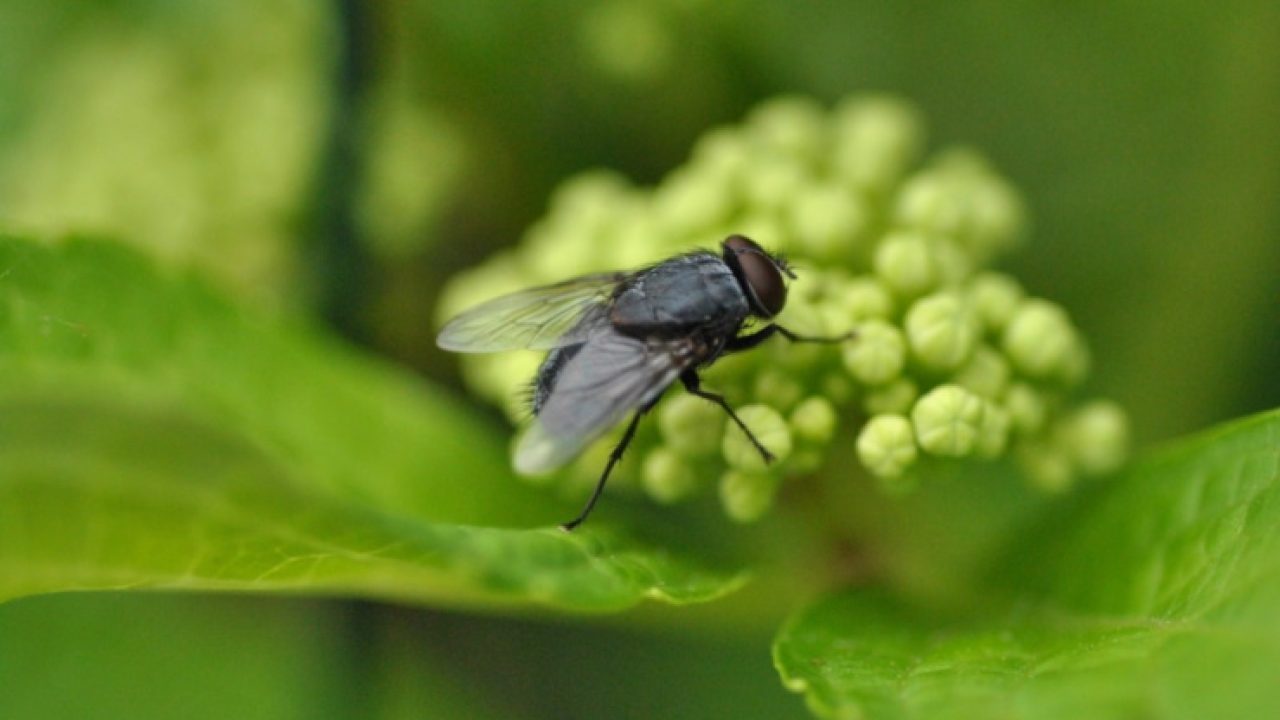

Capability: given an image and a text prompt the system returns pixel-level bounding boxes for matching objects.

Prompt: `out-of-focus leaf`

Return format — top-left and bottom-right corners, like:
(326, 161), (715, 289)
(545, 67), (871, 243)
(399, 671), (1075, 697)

(393, 609), (811, 720)
(0, 594), (351, 720)
(774, 409), (1280, 719)
(0, 235), (743, 610)
(0, 593), (516, 720)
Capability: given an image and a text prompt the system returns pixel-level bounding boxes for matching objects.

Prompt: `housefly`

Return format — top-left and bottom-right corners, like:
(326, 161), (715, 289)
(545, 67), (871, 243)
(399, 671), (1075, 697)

(438, 235), (852, 530)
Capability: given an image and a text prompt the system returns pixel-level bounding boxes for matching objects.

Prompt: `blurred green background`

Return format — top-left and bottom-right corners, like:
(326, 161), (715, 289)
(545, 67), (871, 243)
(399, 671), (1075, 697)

(1, 0), (1277, 717)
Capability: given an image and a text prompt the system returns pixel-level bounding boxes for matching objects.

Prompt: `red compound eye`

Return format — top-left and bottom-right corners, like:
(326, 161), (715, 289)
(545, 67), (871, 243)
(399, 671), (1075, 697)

(722, 235), (787, 317)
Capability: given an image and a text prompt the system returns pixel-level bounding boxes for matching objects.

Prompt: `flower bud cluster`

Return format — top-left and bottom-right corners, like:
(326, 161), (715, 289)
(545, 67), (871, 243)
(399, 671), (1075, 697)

(439, 95), (1130, 520)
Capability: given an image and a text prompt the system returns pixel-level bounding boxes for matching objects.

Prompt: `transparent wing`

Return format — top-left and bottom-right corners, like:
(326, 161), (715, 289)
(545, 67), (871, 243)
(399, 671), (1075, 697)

(437, 273), (626, 352)
(514, 329), (698, 474)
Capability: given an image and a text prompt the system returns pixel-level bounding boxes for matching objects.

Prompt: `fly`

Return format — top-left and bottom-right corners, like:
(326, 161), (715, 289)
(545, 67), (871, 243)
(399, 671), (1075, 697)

(438, 235), (853, 530)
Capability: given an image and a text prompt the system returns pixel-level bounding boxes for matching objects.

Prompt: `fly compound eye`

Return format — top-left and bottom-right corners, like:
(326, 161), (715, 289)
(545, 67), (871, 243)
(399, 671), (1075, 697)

(723, 235), (788, 317)
(740, 250), (787, 316)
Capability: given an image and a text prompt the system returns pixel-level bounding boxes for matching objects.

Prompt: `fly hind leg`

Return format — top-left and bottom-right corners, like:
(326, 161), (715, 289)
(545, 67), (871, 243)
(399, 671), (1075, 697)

(561, 409), (645, 531)
(679, 370), (776, 464)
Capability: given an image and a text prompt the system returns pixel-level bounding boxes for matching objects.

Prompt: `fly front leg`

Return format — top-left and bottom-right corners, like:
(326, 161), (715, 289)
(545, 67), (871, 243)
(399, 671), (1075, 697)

(679, 370), (776, 464)
(724, 324), (854, 353)
(775, 325), (856, 344)
(723, 324), (778, 353)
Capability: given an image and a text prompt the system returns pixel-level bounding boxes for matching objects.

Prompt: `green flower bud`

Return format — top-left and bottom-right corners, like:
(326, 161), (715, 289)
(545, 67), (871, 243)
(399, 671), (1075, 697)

(641, 447), (700, 503)
(968, 272), (1024, 332)
(894, 150), (1025, 260)
(522, 222), (603, 280)
(754, 367), (805, 411)
(788, 183), (870, 259)
(856, 414), (918, 479)
(791, 267), (841, 303)
(1002, 299), (1082, 380)
(831, 96), (924, 192)
(905, 293), (979, 371)
(1004, 381), (1049, 436)
(652, 168), (734, 236)
(818, 304), (859, 339)
(894, 171), (965, 239)
(836, 276), (896, 322)
(874, 231), (939, 298)
(747, 96), (827, 163)
(975, 403), (1011, 458)
(719, 470), (778, 523)
(611, 216), (673, 270)
(822, 372), (855, 403)
(952, 344), (1011, 400)
(743, 154), (808, 212)
(890, 162), (967, 240)
(657, 392), (725, 457)
(1059, 400), (1130, 476)
(1060, 340), (1092, 387)
(963, 167), (1026, 259)
(841, 320), (906, 385)
(734, 213), (788, 254)
(548, 170), (631, 231)
(863, 377), (918, 416)
(930, 237), (974, 285)
(1018, 442), (1075, 493)
(791, 397), (838, 444)
(722, 404), (792, 473)
(912, 384), (985, 457)
(773, 300), (830, 372)
(691, 127), (750, 186)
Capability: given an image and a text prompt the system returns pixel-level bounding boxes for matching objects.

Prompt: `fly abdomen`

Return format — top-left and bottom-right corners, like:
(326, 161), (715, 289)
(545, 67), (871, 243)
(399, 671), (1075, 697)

(531, 343), (584, 415)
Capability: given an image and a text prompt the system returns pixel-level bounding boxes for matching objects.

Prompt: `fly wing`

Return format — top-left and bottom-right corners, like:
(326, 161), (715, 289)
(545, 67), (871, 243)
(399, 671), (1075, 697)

(437, 273), (626, 352)
(514, 329), (698, 474)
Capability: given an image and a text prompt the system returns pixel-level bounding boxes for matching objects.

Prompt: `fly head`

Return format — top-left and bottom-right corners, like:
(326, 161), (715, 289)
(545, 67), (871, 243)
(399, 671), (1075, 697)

(721, 234), (793, 318)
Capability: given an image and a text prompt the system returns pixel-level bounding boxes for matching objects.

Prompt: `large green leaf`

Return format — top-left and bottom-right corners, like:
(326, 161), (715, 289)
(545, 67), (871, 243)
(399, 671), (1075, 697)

(774, 409), (1280, 718)
(0, 235), (743, 610)
(0, 594), (360, 720)
(0, 592), (517, 720)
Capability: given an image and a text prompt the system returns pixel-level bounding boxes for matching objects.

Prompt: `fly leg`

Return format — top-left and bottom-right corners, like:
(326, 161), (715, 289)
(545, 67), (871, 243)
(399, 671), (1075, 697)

(723, 325), (854, 354)
(680, 370), (776, 464)
(561, 410), (645, 531)
(723, 325), (777, 353)
(775, 326), (856, 344)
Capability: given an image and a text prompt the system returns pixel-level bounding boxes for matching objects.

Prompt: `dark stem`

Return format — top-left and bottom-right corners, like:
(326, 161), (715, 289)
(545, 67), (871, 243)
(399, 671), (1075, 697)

(312, 0), (374, 343)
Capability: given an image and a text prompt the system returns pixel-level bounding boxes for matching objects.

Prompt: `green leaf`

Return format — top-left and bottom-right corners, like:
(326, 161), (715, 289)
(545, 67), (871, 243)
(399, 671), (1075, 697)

(774, 410), (1280, 719)
(0, 235), (743, 610)
(0, 594), (359, 720)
